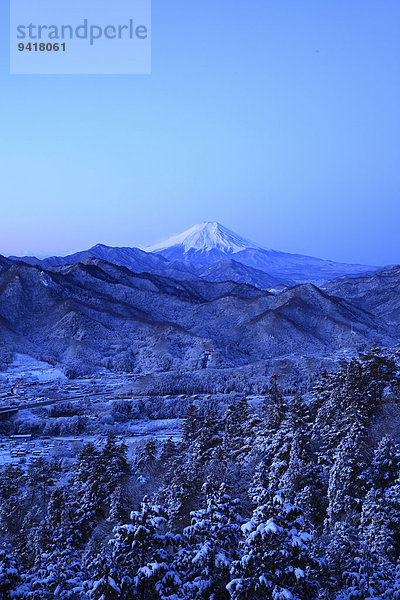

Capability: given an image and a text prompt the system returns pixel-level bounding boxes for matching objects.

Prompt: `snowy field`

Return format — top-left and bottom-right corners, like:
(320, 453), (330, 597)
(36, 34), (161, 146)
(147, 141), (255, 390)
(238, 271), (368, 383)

(0, 354), (184, 468)
(0, 418), (183, 468)
(0, 353), (67, 383)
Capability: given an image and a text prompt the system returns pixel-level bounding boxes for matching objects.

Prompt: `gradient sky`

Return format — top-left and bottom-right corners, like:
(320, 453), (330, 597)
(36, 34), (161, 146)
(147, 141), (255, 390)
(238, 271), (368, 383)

(1, 0), (400, 265)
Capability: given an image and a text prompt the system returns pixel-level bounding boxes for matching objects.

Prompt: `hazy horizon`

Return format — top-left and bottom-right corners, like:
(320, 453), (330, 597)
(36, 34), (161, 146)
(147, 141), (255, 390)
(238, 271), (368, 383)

(2, 219), (391, 267)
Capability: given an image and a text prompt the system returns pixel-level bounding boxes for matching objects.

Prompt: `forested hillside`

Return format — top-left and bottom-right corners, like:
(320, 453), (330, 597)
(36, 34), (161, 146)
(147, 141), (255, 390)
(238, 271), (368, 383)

(0, 258), (398, 378)
(1, 346), (400, 599)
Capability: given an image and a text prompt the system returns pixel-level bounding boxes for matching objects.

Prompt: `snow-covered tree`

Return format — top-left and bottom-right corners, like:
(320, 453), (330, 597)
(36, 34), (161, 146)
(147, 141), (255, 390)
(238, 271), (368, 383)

(279, 428), (325, 527)
(23, 548), (86, 600)
(370, 435), (400, 491)
(87, 555), (121, 600)
(228, 491), (319, 600)
(325, 521), (360, 590)
(109, 496), (181, 600)
(386, 562), (400, 599)
(73, 436), (129, 529)
(223, 399), (253, 455)
(327, 422), (370, 526)
(182, 483), (242, 599)
(0, 549), (21, 599)
(335, 545), (389, 600)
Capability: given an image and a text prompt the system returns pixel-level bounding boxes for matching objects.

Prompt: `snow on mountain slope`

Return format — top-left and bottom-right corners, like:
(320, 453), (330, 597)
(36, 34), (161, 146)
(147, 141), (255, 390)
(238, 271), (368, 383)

(9, 244), (169, 271)
(7, 222), (381, 287)
(196, 259), (290, 289)
(145, 222), (380, 283)
(231, 248), (379, 284)
(0, 255), (12, 271)
(146, 222), (264, 254)
(9, 245), (195, 281)
(324, 265), (400, 325)
(0, 259), (397, 375)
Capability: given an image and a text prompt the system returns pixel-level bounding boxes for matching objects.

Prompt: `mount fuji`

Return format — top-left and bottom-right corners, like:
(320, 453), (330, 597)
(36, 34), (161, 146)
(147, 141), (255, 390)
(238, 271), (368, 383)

(7, 222), (381, 287)
(0, 222), (397, 375)
(145, 222), (379, 284)
(146, 222), (264, 256)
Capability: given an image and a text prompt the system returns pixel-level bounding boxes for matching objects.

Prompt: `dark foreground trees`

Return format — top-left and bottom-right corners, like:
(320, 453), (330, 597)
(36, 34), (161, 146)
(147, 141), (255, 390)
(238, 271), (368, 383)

(0, 347), (400, 599)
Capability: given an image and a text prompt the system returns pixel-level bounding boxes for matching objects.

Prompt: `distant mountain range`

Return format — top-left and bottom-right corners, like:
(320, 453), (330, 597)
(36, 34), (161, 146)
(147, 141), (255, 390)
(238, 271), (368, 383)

(0, 258), (12, 272)
(0, 254), (398, 377)
(1, 223), (397, 377)
(324, 265), (400, 325)
(8, 222), (382, 289)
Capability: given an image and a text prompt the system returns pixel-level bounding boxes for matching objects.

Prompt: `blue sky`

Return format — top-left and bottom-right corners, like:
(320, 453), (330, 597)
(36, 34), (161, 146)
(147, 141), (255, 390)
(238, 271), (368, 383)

(1, 0), (400, 265)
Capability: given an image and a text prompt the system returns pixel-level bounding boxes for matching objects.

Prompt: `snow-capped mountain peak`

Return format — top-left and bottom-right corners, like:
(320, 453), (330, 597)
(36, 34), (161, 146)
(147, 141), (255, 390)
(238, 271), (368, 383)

(144, 221), (379, 281)
(145, 222), (264, 254)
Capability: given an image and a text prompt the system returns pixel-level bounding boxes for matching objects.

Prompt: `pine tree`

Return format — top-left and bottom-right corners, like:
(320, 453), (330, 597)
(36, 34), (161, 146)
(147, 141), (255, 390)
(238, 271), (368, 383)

(183, 405), (200, 445)
(108, 485), (126, 523)
(182, 483), (242, 599)
(279, 428), (326, 527)
(360, 482), (400, 564)
(161, 461), (203, 530)
(159, 438), (179, 468)
(386, 562), (400, 599)
(0, 493), (23, 536)
(337, 544), (389, 600)
(0, 549), (21, 599)
(102, 434), (129, 491)
(358, 345), (398, 406)
(258, 377), (288, 443)
(0, 465), (24, 501)
(325, 521), (360, 590)
(327, 421), (370, 526)
(24, 545), (86, 600)
(73, 437), (129, 530)
(110, 496), (181, 600)
(228, 491), (319, 600)
(253, 427), (293, 499)
(312, 350), (397, 460)
(88, 554), (121, 600)
(134, 439), (159, 481)
(370, 435), (400, 491)
(27, 458), (57, 513)
(46, 487), (83, 551)
(223, 399), (252, 455)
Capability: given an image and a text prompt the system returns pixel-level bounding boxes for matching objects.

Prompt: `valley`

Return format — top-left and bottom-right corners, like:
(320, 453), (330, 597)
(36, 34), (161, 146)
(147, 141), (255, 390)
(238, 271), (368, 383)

(0, 222), (399, 599)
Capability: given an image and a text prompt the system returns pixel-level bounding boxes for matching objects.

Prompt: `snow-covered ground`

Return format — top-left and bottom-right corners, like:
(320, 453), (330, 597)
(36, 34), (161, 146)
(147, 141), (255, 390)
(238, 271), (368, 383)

(0, 353), (66, 383)
(0, 419), (183, 467)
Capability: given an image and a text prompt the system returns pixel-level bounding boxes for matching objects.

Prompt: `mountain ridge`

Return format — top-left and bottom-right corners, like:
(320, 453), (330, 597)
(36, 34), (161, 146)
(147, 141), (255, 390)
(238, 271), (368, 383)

(145, 222), (380, 283)
(6, 222), (382, 286)
(0, 257), (397, 377)
(324, 265), (400, 325)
